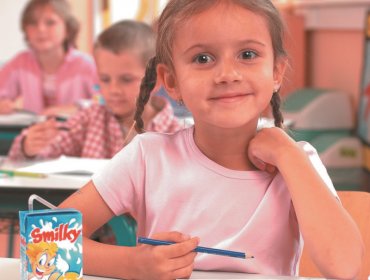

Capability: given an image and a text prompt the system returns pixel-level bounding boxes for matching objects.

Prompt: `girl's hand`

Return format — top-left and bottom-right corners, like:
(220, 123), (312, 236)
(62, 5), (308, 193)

(132, 231), (199, 280)
(0, 98), (15, 114)
(22, 118), (60, 157)
(248, 127), (299, 173)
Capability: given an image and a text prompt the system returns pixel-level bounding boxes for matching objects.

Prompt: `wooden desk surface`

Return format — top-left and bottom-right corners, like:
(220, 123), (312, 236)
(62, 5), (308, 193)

(0, 258), (325, 280)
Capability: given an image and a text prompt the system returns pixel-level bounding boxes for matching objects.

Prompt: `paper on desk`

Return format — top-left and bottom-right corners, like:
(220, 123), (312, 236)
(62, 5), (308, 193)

(0, 111), (44, 126)
(16, 156), (109, 176)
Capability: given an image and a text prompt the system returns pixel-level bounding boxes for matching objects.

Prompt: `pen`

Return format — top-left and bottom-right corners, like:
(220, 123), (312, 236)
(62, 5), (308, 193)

(0, 169), (47, 178)
(137, 237), (253, 259)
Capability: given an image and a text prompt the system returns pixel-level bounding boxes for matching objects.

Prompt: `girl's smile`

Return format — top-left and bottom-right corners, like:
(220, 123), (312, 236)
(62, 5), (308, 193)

(209, 92), (253, 104)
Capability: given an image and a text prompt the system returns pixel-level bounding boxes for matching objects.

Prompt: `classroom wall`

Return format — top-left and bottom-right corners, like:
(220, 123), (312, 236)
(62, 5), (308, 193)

(307, 30), (365, 113)
(0, 1), (28, 62)
(280, 9), (307, 97)
(69, 1), (94, 54)
(295, 1), (369, 118)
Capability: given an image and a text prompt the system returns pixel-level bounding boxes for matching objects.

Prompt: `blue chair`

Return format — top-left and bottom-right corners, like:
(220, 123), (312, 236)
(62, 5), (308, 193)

(108, 214), (137, 246)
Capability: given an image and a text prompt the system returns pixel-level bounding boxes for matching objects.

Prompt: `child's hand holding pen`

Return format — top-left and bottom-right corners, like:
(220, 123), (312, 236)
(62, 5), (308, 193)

(134, 231), (199, 280)
(22, 118), (69, 157)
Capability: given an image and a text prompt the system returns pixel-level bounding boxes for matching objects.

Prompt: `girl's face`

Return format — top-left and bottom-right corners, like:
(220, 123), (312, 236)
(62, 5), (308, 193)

(159, 2), (286, 130)
(94, 48), (145, 120)
(25, 5), (67, 53)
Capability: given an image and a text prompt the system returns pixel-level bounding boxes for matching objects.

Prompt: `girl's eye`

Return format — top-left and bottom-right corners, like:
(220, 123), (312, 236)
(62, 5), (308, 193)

(99, 77), (110, 84)
(193, 54), (213, 64)
(120, 76), (136, 84)
(39, 254), (47, 266)
(240, 50), (258, 60)
(28, 20), (37, 26)
(45, 19), (56, 27)
(48, 257), (55, 267)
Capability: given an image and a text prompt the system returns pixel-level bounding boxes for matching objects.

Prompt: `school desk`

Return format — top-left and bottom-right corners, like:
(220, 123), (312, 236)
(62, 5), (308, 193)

(0, 156), (137, 258)
(0, 171), (89, 257)
(0, 111), (41, 155)
(0, 257), (327, 280)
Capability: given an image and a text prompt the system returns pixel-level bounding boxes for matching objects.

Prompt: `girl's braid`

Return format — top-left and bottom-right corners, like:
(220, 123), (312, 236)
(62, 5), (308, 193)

(270, 91), (284, 128)
(134, 56), (158, 133)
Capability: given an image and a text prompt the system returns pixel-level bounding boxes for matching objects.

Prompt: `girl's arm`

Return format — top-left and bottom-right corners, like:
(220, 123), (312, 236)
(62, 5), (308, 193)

(59, 181), (199, 280)
(248, 127), (364, 280)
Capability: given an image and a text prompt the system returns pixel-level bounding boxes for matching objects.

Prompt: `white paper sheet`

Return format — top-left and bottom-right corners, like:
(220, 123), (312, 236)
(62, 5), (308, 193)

(16, 156), (109, 176)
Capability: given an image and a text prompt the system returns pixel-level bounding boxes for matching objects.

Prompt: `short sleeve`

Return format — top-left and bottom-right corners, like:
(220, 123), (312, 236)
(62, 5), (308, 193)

(298, 141), (337, 197)
(91, 135), (145, 216)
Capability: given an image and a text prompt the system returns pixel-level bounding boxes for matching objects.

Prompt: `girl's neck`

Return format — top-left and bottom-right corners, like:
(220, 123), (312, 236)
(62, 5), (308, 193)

(35, 47), (66, 74)
(193, 122), (258, 171)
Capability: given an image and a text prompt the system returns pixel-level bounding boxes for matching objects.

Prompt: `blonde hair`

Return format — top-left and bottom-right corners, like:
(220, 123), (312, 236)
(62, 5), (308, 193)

(21, 0), (79, 51)
(26, 242), (58, 263)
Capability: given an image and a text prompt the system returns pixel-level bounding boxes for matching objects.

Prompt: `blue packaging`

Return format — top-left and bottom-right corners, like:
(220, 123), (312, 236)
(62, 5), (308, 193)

(19, 209), (83, 280)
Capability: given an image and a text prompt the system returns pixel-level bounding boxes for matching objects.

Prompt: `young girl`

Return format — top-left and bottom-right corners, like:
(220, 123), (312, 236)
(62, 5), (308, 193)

(60, 1), (364, 279)
(8, 20), (180, 160)
(0, 0), (97, 116)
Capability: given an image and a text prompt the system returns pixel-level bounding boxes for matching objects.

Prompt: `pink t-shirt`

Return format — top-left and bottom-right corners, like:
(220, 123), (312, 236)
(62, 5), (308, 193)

(0, 49), (97, 113)
(92, 127), (336, 276)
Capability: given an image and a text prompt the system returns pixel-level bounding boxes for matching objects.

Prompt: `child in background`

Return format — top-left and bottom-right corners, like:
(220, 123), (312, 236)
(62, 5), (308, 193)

(60, 1), (364, 279)
(8, 20), (181, 160)
(0, 0), (97, 116)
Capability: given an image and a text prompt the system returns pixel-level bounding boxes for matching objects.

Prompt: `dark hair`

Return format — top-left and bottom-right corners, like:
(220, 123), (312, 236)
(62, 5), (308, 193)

(135, 0), (287, 132)
(94, 20), (155, 68)
(21, 0), (79, 51)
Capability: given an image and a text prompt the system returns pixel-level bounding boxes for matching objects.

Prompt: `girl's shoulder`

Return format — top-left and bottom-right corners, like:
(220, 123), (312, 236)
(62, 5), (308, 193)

(1, 50), (36, 68)
(297, 140), (336, 192)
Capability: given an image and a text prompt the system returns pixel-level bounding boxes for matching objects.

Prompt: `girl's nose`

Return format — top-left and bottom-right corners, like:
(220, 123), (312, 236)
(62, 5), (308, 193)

(36, 22), (46, 32)
(213, 59), (243, 84)
(108, 80), (121, 95)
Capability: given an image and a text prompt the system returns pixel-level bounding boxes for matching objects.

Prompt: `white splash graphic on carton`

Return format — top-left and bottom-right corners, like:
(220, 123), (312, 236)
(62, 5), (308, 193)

(77, 243), (82, 254)
(56, 254), (69, 275)
(29, 216), (82, 270)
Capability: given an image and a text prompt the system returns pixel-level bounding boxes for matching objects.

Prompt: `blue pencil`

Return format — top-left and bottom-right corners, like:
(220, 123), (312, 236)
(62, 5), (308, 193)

(137, 237), (254, 259)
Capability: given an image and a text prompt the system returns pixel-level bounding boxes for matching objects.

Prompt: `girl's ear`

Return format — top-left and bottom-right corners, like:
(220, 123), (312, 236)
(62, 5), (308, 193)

(157, 63), (180, 100)
(273, 57), (288, 92)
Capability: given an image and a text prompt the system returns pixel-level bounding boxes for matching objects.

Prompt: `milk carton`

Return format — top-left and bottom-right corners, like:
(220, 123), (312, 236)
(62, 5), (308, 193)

(19, 208), (83, 280)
